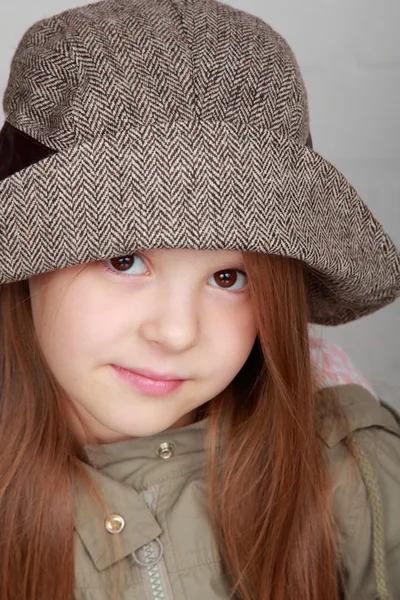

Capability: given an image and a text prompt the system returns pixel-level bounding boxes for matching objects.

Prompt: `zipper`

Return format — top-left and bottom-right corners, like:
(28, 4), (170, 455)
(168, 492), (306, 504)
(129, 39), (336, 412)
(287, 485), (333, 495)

(132, 486), (173, 600)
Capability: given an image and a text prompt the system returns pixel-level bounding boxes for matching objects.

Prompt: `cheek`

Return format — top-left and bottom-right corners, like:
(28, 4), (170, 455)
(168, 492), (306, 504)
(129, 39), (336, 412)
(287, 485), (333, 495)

(48, 299), (122, 369)
(210, 302), (257, 375)
(29, 271), (122, 376)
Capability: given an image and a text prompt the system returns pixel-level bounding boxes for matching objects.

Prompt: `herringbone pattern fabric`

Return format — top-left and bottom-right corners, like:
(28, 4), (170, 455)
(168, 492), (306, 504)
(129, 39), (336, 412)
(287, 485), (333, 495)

(1, 0), (399, 325)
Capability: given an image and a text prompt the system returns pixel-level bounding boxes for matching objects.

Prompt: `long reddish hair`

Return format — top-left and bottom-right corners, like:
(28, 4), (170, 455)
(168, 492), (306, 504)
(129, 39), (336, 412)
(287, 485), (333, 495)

(0, 252), (343, 600)
(206, 252), (343, 600)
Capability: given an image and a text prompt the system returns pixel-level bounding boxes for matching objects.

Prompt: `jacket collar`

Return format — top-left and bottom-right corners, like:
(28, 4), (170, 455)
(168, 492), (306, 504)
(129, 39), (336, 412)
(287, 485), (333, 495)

(74, 417), (208, 571)
(84, 417), (207, 475)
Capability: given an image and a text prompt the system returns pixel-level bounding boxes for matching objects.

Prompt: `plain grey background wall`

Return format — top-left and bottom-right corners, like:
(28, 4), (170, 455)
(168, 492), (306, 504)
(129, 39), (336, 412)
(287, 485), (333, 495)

(1, 0), (399, 407)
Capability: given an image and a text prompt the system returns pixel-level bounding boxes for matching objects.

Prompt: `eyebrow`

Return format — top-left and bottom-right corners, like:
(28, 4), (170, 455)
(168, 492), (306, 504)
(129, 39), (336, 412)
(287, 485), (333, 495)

(141, 249), (246, 271)
(213, 259), (246, 271)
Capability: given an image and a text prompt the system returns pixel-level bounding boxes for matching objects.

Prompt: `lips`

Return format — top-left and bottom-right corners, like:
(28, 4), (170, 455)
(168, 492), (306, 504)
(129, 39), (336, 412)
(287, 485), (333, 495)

(111, 364), (187, 397)
(115, 365), (185, 381)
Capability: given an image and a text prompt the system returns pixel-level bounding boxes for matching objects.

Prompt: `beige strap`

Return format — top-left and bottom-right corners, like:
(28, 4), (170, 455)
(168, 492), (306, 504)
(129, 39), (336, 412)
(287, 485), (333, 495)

(351, 438), (392, 600)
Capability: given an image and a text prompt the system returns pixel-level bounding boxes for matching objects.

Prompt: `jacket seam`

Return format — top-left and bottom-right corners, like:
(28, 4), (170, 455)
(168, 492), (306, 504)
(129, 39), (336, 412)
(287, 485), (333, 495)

(140, 463), (206, 489)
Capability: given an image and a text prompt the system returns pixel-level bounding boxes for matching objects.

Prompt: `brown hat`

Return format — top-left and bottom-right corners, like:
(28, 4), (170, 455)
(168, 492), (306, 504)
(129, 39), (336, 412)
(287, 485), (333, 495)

(0, 0), (399, 325)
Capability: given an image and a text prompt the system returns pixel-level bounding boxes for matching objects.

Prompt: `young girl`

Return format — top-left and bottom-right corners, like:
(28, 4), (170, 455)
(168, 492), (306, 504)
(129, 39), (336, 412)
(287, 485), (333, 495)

(0, 0), (399, 599)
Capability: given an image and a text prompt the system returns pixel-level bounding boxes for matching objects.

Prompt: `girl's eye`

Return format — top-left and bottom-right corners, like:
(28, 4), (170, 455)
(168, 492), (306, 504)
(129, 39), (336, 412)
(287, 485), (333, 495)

(105, 254), (147, 275)
(209, 269), (247, 291)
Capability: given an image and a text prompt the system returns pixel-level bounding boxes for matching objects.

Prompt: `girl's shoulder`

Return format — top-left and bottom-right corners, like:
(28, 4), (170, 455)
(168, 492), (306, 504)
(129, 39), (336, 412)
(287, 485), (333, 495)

(323, 383), (400, 599)
(321, 383), (400, 448)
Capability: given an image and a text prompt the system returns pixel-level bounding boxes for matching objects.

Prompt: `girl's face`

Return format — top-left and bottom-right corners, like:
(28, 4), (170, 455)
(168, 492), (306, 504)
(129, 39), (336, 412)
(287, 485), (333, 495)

(29, 249), (257, 442)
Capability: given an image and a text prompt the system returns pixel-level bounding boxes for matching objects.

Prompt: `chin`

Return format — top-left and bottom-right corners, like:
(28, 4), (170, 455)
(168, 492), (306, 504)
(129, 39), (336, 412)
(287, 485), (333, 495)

(134, 414), (194, 437)
(117, 418), (178, 439)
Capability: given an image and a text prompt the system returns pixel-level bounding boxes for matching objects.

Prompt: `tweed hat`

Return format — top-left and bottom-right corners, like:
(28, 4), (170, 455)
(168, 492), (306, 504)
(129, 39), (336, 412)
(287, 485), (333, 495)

(0, 0), (399, 325)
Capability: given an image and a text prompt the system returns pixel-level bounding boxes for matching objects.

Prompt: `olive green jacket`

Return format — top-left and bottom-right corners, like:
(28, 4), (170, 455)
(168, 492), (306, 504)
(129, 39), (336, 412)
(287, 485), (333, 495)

(74, 384), (400, 599)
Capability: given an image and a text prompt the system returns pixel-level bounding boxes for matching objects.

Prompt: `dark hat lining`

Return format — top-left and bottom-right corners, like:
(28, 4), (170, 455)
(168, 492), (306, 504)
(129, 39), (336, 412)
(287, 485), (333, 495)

(0, 122), (312, 183)
(0, 122), (57, 182)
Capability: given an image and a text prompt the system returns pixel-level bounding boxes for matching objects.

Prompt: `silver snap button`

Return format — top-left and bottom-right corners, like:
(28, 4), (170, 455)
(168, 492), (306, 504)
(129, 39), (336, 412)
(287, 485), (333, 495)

(105, 514), (125, 534)
(156, 442), (175, 459)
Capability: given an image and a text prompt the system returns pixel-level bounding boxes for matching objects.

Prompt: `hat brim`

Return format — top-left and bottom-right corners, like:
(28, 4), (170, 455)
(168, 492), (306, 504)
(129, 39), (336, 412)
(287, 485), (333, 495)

(1, 120), (399, 325)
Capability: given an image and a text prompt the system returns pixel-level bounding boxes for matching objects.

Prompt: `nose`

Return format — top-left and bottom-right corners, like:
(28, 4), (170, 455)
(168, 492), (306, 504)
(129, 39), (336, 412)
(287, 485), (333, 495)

(138, 289), (200, 353)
